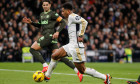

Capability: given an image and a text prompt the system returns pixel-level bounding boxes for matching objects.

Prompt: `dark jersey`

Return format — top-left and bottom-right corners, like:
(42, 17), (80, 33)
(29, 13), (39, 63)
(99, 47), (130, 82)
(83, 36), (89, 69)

(39, 11), (59, 35)
(31, 10), (65, 49)
(32, 10), (64, 36)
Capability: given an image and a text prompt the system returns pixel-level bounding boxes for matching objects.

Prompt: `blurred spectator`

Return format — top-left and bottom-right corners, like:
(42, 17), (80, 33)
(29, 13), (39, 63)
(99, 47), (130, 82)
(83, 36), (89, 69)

(103, 38), (111, 49)
(107, 45), (114, 62)
(135, 43), (140, 50)
(0, 42), (3, 52)
(116, 44), (128, 63)
(0, 0), (140, 62)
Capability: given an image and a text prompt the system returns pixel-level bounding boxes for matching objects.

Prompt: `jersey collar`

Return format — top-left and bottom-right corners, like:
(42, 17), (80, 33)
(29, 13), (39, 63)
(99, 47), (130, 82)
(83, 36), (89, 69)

(44, 10), (51, 14)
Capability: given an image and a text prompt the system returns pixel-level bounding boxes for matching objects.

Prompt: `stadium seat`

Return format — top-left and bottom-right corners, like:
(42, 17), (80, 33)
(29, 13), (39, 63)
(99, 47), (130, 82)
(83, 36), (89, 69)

(22, 47), (33, 63)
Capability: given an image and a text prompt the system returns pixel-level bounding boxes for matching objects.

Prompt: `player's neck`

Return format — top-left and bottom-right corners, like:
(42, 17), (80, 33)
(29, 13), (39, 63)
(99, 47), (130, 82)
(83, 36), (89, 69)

(66, 11), (73, 19)
(44, 9), (50, 13)
(69, 11), (73, 15)
(67, 11), (73, 18)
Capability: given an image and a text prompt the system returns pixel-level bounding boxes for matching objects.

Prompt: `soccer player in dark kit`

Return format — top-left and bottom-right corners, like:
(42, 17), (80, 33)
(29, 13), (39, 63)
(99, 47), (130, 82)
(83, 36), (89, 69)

(127, 75), (140, 84)
(22, 0), (83, 82)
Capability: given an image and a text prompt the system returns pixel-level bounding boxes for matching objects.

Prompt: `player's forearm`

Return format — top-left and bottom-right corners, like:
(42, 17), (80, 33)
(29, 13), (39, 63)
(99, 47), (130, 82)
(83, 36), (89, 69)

(79, 19), (88, 36)
(57, 19), (66, 32)
(31, 22), (41, 28)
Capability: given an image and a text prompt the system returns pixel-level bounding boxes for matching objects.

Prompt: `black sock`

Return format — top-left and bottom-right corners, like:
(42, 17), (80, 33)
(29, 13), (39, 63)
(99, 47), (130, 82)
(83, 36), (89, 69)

(60, 57), (75, 69)
(30, 48), (45, 64)
(138, 75), (140, 83)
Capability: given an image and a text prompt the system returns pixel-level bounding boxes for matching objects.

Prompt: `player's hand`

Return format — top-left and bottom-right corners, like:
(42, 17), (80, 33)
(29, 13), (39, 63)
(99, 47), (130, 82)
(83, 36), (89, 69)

(22, 17), (32, 24)
(52, 32), (59, 39)
(78, 36), (83, 42)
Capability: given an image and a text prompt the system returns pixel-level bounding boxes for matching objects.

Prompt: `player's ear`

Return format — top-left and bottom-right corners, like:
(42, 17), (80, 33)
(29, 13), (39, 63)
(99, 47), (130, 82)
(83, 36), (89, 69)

(49, 4), (51, 7)
(68, 10), (71, 14)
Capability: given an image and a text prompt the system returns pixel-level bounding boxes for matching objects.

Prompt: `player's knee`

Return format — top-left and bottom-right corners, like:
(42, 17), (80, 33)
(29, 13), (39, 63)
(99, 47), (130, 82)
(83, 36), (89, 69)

(78, 67), (86, 74)
(79, 70), (85, 74)
(30, 48), (35, 53)
(51, 54), (58, 60)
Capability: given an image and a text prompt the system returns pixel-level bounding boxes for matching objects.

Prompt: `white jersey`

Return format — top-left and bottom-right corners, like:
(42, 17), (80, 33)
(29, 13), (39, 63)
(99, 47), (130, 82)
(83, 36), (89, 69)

(63, 13), (88, 62)
(67, 13), (88, 48)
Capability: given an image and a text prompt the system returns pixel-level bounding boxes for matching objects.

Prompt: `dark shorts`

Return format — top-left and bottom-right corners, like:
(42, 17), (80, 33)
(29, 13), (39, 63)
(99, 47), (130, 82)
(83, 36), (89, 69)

(37, 34), (58, 51)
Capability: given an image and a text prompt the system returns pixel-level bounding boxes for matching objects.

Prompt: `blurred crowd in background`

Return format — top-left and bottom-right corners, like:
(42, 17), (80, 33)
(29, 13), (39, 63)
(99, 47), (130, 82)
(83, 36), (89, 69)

(0, 0), (140, 62)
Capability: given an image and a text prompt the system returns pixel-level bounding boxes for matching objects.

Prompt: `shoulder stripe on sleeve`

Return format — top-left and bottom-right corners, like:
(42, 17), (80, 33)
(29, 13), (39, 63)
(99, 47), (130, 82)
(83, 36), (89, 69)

(79, 19), (86, 36)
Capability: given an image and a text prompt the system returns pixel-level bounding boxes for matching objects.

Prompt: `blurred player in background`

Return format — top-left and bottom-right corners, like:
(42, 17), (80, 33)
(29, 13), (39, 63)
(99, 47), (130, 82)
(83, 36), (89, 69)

(127, 75), (140, 84)
(22, 0), (83, 82)
(45, 3), (111, 84)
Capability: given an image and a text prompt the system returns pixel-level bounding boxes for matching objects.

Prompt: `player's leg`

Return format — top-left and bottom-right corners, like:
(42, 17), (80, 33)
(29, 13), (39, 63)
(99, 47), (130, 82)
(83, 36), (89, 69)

(74, 62), (111, 84)
(60, 58), (75, 70)
(49, 43), (82, 81)
(72, 47), (111, 84)
(60, 57), (79, 73)
(30, 41), (47, 65)
(127, 75), (140, 84)
(30, 36), (49, 73)
(51, 43), (76, 70)
(138, 76), (140, 83)
(45, 47), (67, 80)
(59, 57), (83, 82)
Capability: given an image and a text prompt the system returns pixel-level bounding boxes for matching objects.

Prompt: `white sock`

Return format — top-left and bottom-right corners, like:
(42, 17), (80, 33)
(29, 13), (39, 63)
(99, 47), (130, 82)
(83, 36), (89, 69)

(43, 63), (48, 67)
(74, 68), (78, 73)
(85, 68), (106, 80)
(45, 59), (57, 77)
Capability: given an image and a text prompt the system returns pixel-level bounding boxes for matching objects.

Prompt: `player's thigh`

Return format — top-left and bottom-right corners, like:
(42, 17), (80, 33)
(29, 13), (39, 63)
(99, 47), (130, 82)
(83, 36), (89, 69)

(52, 47), (67, 60)
(31, 41), (41, 50)
(74, 62), (86, 74)
(37, 36), (52, 48)
(51, 43), (59, 52)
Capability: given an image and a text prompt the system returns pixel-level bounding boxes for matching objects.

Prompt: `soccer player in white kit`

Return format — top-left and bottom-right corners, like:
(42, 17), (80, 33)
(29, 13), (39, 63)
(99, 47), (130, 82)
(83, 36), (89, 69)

(45, 3), (111, 84)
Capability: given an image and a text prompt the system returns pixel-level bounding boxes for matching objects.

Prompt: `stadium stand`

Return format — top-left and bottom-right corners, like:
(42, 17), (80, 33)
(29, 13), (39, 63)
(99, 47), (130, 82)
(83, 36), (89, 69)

(0, 0), (140, 62)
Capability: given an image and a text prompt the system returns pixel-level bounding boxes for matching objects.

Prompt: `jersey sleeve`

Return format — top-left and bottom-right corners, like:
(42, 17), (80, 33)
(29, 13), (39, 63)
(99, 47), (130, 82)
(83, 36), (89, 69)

(70, 15), (88, 36)
(51, 12), (66, 32)
(31, 22), (41, 28)
(51, 12), (63, 22)
(31, 15), (41, 28)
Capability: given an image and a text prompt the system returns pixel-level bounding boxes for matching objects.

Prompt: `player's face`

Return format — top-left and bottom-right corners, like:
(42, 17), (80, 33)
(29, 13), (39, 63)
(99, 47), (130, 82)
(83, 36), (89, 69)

(42, 2), (51, 12)
(61, 8), (69, 18)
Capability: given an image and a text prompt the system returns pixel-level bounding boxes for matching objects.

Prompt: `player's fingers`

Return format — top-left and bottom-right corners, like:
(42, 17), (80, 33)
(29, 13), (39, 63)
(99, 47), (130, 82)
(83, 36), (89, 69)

(23, 17), (27, 19)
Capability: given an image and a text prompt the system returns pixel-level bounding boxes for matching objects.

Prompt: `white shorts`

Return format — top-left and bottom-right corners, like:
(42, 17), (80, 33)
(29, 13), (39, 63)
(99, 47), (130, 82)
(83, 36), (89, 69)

(63, 43), (86, 62)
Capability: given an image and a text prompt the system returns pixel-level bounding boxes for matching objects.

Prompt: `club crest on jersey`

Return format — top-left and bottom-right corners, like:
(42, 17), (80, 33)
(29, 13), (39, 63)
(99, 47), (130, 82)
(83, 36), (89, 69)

(46, 15), (49, 18)
(75, 16), (81, 20)
(55, 13), (59, 16)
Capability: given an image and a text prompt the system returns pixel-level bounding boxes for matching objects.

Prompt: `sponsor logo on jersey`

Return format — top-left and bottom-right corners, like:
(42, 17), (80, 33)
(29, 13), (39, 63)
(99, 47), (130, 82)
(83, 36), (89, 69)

(75, 16), (81, 20)
(55, 13), (59, 16)
(41, 20), (48, 24)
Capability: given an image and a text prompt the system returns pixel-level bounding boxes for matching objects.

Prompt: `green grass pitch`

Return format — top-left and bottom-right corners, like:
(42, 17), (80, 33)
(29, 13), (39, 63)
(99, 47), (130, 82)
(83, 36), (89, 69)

(0, 62), (139, 84)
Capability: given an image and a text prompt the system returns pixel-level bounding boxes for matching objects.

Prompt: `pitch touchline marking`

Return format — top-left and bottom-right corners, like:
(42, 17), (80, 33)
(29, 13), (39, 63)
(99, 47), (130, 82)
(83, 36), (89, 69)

(0, 69), (137, 81)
